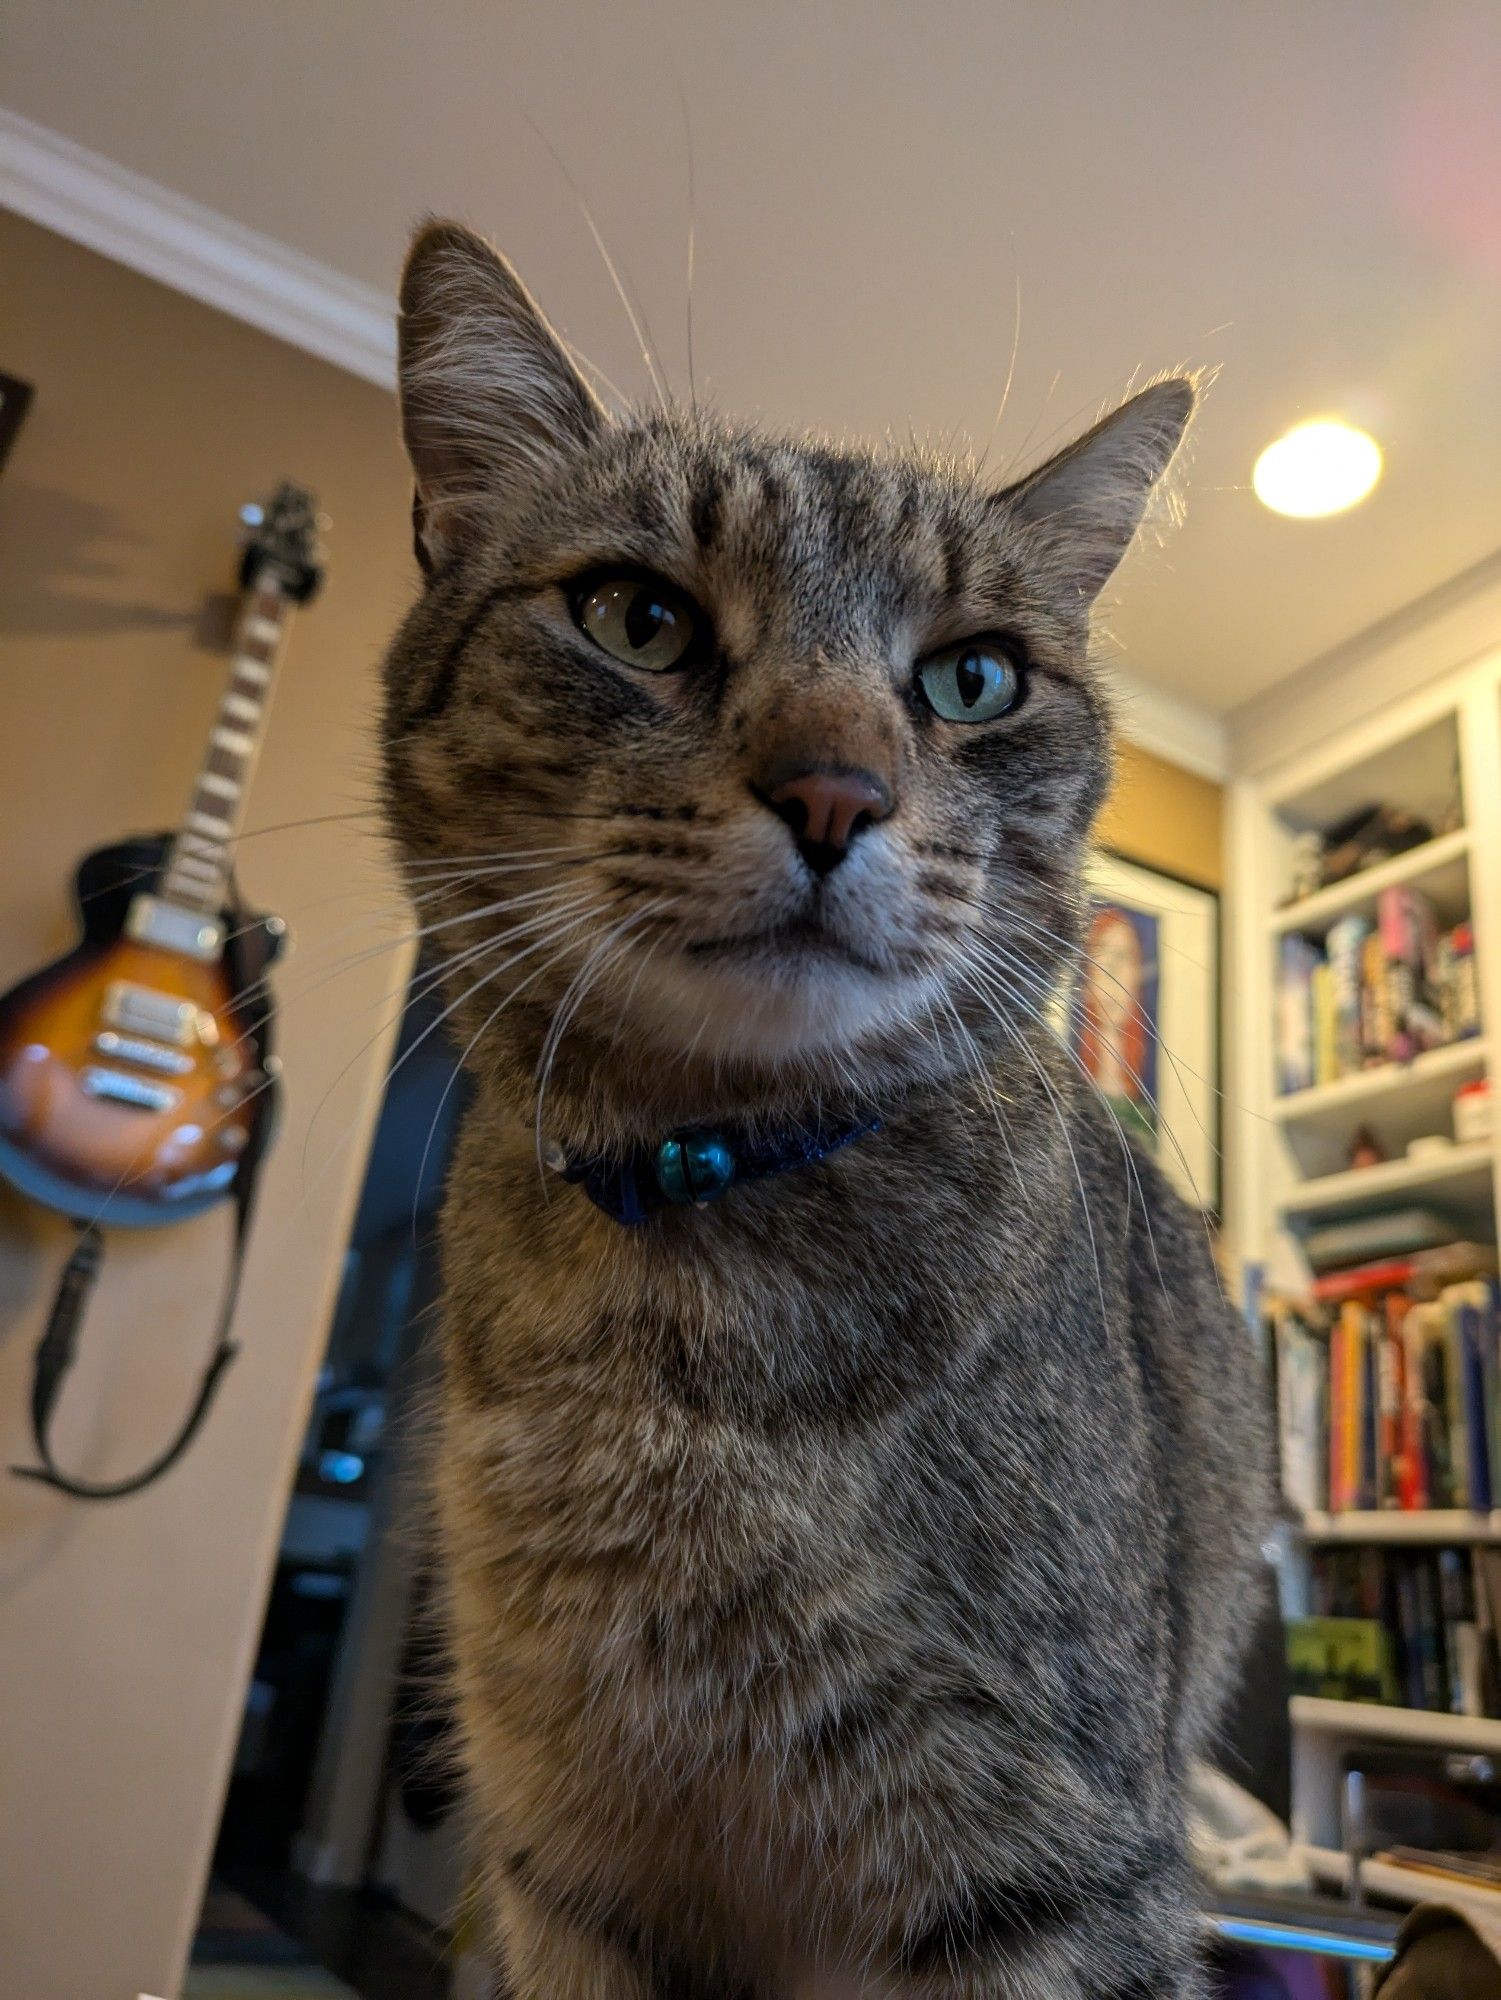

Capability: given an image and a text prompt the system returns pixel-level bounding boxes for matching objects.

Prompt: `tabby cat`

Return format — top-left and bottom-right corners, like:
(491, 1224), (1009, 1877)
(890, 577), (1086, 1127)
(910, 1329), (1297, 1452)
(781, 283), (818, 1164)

(380, 220), (1271, 2000)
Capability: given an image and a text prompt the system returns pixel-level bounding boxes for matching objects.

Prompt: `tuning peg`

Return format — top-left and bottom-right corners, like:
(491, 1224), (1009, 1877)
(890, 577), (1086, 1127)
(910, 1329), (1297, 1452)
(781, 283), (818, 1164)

(239, 502), (265, 528)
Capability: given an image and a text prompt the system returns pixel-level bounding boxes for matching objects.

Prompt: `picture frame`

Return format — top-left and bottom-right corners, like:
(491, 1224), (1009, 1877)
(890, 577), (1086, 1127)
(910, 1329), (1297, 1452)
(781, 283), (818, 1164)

(1069, 850), (1222, 1216)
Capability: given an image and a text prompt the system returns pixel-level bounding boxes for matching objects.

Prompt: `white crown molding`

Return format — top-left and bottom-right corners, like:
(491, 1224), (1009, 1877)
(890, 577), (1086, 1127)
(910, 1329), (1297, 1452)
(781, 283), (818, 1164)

(1107, 663), (1229, 781)
(0, 109), (397, 388)
(1226, 551), (1501, 780)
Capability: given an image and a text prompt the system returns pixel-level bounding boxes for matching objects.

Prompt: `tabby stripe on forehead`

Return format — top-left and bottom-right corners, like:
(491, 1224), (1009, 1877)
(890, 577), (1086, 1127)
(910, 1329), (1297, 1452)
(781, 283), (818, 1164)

(689, 467), (726, 553)
(406, 579), (530, 727)
(940, 530), (970, 605)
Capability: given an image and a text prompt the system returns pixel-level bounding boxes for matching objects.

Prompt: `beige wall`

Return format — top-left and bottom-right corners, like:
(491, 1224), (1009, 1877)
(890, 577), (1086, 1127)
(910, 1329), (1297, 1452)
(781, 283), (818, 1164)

(0, 212), (413, 2000)
(1100, 739), (1224, 890)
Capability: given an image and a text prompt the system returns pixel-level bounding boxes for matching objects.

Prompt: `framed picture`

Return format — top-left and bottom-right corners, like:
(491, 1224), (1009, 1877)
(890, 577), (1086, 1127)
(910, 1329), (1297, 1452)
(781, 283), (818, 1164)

(1069, 851), (1221, 1215)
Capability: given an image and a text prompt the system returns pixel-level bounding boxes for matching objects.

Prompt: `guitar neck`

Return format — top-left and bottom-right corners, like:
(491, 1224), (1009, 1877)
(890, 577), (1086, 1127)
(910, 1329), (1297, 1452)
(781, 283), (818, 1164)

(158, 573), (293, 914)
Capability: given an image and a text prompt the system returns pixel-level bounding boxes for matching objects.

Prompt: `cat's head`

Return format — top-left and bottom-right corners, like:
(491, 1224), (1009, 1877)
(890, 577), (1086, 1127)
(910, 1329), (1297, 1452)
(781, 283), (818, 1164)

(381, 221), (1191, 1143)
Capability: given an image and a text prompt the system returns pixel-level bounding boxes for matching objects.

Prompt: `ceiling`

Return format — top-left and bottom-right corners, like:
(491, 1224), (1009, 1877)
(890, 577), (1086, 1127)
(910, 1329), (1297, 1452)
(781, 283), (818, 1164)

(6, 0), (1500, 717)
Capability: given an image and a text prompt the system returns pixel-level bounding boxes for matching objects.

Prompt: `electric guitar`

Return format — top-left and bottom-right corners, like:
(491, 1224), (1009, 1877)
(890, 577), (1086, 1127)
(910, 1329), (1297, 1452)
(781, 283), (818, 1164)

(0, 483), (324, 1228)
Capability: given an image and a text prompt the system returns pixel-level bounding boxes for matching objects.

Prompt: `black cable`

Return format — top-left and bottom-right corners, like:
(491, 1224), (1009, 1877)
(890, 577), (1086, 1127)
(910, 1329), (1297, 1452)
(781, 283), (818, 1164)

(10, 1146), (261, 1501)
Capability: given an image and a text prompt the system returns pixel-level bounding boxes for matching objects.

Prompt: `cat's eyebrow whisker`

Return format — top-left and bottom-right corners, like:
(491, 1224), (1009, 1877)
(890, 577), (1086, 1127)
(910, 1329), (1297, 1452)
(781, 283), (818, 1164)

(522, 111), (671, 413)
(678, 80), (699, 415)
(973, 264), (1024, 479)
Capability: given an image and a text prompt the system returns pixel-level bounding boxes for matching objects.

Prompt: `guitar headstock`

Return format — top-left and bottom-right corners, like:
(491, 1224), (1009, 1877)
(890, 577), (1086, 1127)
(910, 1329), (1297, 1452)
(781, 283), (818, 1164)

(239, 481), (327, 603)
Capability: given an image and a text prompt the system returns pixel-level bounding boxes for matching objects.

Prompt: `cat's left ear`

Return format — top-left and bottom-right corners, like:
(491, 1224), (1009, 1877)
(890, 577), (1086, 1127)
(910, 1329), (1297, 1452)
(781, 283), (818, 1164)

(398, 219), (608, 571)
(996, 377), (1195, 614)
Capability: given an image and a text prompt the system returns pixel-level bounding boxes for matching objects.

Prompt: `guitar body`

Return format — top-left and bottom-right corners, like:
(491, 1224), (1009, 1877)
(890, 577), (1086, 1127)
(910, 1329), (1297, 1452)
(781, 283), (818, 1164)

(0, 838), (283, 1227)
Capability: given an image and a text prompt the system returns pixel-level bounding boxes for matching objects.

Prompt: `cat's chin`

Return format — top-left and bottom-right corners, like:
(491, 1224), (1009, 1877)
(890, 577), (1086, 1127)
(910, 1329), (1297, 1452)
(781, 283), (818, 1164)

(622, 946), (930, 1070)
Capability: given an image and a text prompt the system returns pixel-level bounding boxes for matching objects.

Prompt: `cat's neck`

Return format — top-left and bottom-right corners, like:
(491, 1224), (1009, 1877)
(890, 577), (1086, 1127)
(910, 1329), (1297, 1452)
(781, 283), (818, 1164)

(485, 1020), (1071, 1178)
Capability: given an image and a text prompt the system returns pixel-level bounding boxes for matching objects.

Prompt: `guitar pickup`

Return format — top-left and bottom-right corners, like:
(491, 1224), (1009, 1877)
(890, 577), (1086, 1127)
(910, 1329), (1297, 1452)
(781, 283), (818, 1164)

(103, 982), (205, 1047)
(80, 1067), (181, 1112)
(93, 1031), (194, 1075)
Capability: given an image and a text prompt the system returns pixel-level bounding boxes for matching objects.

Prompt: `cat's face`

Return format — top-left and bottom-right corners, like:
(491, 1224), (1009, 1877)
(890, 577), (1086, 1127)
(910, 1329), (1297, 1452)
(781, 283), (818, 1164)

(382, 224), (1191, 1136)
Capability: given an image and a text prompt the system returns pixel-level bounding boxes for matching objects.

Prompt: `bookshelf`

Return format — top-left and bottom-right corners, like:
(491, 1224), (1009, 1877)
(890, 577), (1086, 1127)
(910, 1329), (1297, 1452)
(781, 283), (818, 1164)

(1270, 1036), (1487, 1131)
(1227, 636), (1501, 1887)
(1268, 827), (1472, 938)
(1304, 1845), (1501, 1926)
(1299, 1509), (1501, 1545)
(1289, 1696), (1501, 1752)
(1277, 1140), (1495, 1224)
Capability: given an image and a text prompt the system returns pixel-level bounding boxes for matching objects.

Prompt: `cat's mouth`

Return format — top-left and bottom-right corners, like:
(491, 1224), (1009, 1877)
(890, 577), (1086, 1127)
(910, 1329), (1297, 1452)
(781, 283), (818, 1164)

(683, 911), (889, 977)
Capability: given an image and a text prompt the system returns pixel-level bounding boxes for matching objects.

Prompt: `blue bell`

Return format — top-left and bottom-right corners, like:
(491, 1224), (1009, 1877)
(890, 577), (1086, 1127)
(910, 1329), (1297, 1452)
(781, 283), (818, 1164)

(654, 1130), (736, 1206)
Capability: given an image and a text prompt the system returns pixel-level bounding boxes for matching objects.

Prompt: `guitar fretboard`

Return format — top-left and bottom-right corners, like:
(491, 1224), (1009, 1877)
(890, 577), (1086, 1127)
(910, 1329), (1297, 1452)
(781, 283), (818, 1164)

(158, 577), (290, 914)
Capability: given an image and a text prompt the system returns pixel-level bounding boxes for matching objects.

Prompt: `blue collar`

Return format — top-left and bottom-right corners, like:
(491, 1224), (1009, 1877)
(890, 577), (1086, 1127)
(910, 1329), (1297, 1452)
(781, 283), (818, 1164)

(558, 1111), (882, 1226)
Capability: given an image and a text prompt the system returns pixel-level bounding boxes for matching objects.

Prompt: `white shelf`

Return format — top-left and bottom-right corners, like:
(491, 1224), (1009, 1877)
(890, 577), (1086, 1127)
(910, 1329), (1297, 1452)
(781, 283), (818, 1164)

(1291, 1697), (1501, 1751)
(1273, 1036), (1488, 1129)
(1271, 828), (1472, 937)
(1299, 1509), (1501, 1544)
(1306, 1845), (1501, 1924)
(1277, 1140), (1495, 1221)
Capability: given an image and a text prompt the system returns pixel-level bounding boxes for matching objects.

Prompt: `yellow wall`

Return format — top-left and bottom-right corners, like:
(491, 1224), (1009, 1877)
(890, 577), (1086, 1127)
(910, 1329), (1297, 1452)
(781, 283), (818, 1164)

(0, 211), (413, 2000)
(1099, 739), (1223, 890)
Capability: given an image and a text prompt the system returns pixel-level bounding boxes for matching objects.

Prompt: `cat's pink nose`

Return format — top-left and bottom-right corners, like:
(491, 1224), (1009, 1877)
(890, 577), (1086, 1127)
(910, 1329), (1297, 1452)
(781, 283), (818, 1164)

(760, 764), (894, 876)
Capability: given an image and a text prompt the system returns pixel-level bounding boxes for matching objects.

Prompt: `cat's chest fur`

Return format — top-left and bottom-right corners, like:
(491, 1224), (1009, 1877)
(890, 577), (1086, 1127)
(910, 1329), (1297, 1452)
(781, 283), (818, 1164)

(435, 1100), (1167, 1753)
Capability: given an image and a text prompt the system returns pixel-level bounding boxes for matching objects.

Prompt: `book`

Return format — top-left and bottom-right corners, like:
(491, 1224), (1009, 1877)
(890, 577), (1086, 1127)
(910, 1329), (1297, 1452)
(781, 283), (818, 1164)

(1378, 1292), (1408, 1509)
(1437, 1548), (1483, 1716)
(1327, 913), (1371, 1077)
(1274, 1306), (1327, 1514)
(1312, 961), (1337, 1087)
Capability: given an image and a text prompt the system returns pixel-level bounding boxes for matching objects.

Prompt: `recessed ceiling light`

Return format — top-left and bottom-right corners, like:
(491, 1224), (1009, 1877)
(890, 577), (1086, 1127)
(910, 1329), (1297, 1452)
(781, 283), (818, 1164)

(1253, 418), (1383, 518)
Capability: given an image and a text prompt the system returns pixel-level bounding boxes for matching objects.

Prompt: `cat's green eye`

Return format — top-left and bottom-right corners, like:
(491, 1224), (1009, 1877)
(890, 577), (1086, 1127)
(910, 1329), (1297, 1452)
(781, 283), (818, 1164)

(573, 572), (703, 673)
(916, 639), (1025, 723)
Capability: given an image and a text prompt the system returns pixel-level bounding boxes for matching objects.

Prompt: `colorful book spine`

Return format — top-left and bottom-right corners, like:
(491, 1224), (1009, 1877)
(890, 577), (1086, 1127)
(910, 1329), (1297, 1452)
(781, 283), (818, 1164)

(1275, 1310), (1327, 1514)
(1361, 931), (1389, 1062)
(1326, 914), (1371, 1077)
(1461, 1302), (1490, 1510)
(1379, 1293), (1407, 1509)
(1328, 1310), (1347, 1511)
(1312, 962), (1337, 1086)
(1378, 884), (1439, 1063)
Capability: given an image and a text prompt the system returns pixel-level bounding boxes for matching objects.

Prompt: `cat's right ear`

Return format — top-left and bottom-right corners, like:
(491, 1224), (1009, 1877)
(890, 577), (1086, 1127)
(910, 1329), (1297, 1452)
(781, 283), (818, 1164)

(398, 220), (607, 572)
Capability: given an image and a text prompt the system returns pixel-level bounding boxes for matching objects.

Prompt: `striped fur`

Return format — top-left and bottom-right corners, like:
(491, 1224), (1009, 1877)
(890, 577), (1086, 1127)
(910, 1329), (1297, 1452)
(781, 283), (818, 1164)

(379, 222), (1271, 1998)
